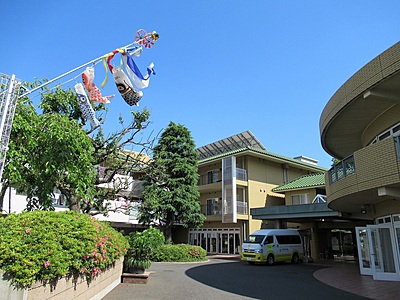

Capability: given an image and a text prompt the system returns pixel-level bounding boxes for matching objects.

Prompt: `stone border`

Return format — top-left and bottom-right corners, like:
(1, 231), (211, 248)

(0, 257), (123, 300)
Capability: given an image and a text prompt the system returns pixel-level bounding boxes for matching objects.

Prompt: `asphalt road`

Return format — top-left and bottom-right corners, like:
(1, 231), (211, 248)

(103, 257), (368, 300)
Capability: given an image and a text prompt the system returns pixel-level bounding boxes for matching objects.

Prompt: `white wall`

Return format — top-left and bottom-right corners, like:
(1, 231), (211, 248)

(3, 188), (139, 226)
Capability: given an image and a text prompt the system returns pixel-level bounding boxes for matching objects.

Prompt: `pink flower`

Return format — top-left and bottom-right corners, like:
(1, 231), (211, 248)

(25, 229), (30, 234)
(44, 261), (50, 267)
(91, 267), (100, 276)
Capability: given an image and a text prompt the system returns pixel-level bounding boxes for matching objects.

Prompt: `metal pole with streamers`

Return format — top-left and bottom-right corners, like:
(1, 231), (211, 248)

(19, 29), (159, 98)
(0, 29), (159, 185)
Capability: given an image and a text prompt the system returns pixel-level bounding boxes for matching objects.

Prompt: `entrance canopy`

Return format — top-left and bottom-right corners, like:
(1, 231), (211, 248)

(251, 203), (344, 223)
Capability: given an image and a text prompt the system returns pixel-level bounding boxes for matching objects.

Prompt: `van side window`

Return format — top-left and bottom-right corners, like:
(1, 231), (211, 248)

(264, 236), (274, 245)
(276, 235), (301, 244)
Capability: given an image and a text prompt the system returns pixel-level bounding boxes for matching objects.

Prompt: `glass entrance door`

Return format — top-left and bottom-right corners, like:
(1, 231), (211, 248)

(220, 233), (228, 254)
(207, 232), (218, 253)
(368, 224), (399, 281)
(189, 228), (240, 254)
(357, 224), (400, 281)
(355, 227), (373, 276)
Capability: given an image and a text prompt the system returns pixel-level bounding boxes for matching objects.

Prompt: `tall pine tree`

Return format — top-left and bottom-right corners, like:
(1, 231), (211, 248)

(139, 122), (205, 242)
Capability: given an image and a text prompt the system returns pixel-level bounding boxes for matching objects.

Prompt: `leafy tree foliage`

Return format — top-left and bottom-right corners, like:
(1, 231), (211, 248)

(1, 84), (152, 214)
(139, 122), (205, 243)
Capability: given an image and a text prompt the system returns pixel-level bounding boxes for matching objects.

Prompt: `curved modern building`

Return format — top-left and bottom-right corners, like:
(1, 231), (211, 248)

(320, 42), (400, 281)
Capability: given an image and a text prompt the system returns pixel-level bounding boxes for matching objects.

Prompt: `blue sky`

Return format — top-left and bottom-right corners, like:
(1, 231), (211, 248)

(2, 1), (400, 168)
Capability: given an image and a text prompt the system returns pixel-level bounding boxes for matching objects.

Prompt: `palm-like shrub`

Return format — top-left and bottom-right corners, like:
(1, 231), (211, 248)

(124, 227), (164, 273)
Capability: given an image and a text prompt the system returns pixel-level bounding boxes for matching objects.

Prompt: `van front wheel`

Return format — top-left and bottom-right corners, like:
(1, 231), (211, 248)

(266, 254), (274, 266)
(291, 253), (299, 264)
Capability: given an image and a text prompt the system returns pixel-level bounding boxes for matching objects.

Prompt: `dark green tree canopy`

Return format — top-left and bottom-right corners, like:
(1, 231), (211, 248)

(139, 122), (205, 242)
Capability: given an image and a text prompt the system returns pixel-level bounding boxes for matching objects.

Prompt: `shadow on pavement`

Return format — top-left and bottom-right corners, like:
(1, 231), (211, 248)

(185, 258), (368, 300)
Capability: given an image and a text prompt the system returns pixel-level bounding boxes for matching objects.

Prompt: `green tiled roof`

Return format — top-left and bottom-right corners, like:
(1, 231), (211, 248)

(198, 146), (327, 172)
(272, 173), (325, 192)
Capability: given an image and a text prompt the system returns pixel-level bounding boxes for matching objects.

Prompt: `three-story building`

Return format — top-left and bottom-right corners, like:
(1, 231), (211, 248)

(186, 131), (326, 255)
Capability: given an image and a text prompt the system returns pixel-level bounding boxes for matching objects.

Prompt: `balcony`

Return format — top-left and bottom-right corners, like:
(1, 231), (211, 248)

(198, 168), (247, 186)
(326, 137), (400, 212)
(198, 171), (221, 186)
(236, 168), (247, 181)
(201, 200), (248, 216)
(329, 155), (355, 184)
(236, 201), (248, 215)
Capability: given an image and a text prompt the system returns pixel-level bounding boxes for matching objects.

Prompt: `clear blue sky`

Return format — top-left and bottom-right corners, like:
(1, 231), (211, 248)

(2, 1), (400, 168)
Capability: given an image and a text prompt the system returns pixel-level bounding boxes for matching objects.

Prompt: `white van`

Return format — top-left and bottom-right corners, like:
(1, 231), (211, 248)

(241, 229), (304, 265)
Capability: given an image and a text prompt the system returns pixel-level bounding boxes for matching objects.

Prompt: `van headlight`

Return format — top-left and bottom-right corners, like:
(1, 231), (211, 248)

(254, 249), (263, 254)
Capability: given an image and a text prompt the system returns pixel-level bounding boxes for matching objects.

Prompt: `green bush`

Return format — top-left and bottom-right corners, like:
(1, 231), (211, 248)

(0, 210), (129, 287)
(124, 227), (164, 272)
(126, 227), (165, 253)
(150, 244), (206, 262)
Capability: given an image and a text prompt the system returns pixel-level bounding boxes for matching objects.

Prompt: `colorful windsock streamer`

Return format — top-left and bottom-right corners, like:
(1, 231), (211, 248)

(112, 66), (143, 106)
(82, 67), (114, 104)
(97, 29), (159, 107)
(122, 54), (155, 90)
(74, 83), (100, 129)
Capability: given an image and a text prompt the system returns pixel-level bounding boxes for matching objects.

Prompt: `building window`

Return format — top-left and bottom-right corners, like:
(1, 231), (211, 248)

(206, 198), (220, 215)
(291, 194), (310, 205)
(378, 131), (391, 141)
(207, 170), (219, 184)
(370, 122), (400, 145)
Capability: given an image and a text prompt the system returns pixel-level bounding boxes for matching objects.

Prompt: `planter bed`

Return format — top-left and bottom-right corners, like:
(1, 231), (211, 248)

(121, 272), (150, 284)
(0, 257), (123, 300)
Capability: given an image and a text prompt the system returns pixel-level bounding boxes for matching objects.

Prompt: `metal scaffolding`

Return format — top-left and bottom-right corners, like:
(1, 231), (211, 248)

(0, 73), (21, 183)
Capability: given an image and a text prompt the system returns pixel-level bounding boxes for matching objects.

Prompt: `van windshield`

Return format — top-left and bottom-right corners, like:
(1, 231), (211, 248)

(244, 235), (265, 244)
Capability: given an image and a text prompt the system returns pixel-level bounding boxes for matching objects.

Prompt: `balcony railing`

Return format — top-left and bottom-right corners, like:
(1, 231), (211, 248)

(198, 168), (247, 186)
(237, 201), (248, 215)
(329, 136), (400, 184)
(329, 155), (355, 184)
(198, 171), (221, 186)
(236, 168), (247, 181)
(201, 200), (248, 216)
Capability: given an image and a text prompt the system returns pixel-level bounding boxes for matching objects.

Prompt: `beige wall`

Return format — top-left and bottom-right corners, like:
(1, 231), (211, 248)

(284, 189), (318, 205)
(247, 156), (283, 185)
(247, 157), (279, 234)
(362, 104), (400, 146)
(374, 199), (400, 219)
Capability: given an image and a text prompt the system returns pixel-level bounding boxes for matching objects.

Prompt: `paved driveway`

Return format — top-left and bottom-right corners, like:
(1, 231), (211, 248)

(103, 257), (368, 300)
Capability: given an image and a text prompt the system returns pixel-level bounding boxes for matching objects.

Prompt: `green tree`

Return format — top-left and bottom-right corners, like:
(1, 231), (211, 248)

(139, 122), (205, 243)
(1, 84), (152, 214)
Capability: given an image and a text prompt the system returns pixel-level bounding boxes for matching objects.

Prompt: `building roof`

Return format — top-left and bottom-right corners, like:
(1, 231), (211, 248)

(272, 173), (325, 192)
(196, 130), (266, 160)
(198, 146), (327, 172)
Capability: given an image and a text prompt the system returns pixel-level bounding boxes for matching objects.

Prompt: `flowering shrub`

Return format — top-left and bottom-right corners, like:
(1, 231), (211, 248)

(0, 210), (128, 287)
